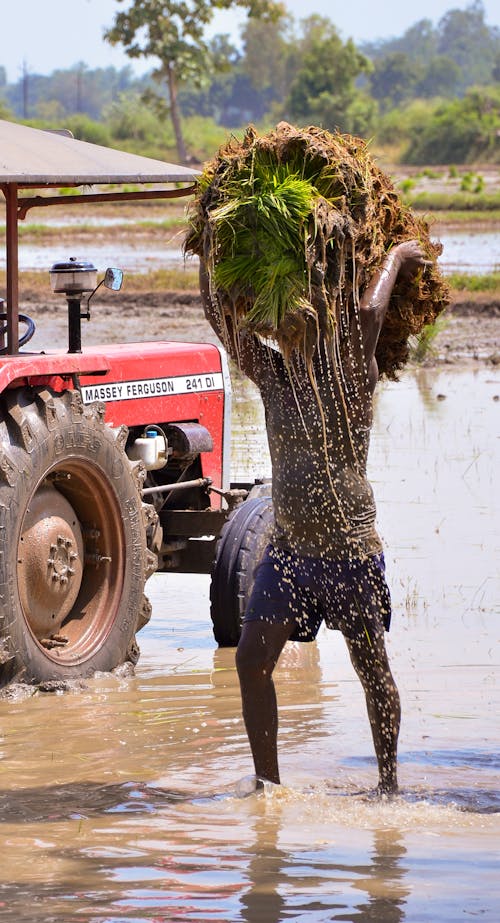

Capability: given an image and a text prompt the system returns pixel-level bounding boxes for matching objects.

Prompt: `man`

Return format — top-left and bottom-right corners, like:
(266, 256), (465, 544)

(200, 239), (429, 794)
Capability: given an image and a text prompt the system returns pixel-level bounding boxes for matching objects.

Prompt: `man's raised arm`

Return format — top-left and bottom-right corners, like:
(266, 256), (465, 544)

(360, 240), (431, 388)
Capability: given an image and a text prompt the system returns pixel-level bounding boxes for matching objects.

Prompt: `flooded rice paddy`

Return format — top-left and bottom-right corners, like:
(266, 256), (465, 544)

(0, 367), (499, 922)
(437, 229), (500, 274)
(3, 227), (500, 275)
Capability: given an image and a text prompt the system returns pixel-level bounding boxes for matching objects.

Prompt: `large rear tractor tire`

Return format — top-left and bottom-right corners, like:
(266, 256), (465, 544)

(210, 495), (274, 647)
(0, 387), (157, 686)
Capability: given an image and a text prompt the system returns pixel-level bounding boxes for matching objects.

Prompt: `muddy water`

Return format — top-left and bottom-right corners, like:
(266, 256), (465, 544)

(434, 228), (500, 274)
(0, 368), (499, 922)
(4, 241), (185, 272)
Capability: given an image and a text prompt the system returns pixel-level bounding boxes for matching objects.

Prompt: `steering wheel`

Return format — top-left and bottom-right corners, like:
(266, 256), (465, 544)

(0, 313), (36, 353)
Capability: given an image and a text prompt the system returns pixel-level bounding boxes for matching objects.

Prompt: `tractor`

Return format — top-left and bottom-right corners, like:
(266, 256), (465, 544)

(0, 119), (272, 686)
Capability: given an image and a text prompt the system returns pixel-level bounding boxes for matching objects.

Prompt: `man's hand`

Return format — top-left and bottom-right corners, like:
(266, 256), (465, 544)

(391, 239), (433, 281)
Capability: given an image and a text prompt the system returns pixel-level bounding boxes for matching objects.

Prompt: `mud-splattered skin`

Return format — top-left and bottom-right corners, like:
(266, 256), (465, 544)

(200, 241), (428, 794)
(255, 340), (381, 560)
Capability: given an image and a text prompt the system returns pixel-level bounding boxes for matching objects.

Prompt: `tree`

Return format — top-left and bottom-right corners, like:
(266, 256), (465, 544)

(404, 86), (500, 163)
(285, 17), (373, 133)
(105, 0), (284, 163)
(362, 3), (500, 94)
(0, 97), (11, 120)
(241, 11), (292, 102)
(437, 1), (500, 90)
(362, 19), (437, 67)
(417, 55), (460, 99)
(179, 57), (271, 127)
(368, 52), (421, 110)
(4, 65), (138, 122)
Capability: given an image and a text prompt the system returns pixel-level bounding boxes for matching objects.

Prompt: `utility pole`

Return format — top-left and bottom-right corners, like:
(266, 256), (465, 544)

(22, 60), (29, 119)
(76, 65), (83, 112)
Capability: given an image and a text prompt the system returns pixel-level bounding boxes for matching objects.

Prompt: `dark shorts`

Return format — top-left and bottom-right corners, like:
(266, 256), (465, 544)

(244, 544), (392, 643)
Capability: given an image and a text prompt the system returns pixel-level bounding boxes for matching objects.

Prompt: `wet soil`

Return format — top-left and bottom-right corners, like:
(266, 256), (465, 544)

(20, 286), (500, 369)
(424, 294), (500, 367)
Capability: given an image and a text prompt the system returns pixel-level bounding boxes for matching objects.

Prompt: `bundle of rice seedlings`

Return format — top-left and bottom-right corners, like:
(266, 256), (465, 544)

(185, 122), (449, 379)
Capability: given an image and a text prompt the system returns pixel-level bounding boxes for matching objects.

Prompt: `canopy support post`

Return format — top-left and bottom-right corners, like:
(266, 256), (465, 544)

(3, 183), (19, 354)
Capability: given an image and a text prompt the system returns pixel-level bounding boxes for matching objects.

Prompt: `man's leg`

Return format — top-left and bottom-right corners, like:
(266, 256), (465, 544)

(236, 619), (295, 784)
(344, 629), (401, 794)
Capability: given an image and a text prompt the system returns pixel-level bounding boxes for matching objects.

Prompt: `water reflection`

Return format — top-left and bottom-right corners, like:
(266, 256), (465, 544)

(240, 812), (409, 923)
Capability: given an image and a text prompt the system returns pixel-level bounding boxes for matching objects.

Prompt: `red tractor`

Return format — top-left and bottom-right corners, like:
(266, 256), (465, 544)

(0, 119), (272, 686)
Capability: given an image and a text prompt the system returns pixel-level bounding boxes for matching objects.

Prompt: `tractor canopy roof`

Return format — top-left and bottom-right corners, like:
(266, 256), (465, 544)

(0, 119), (200, 353)
(0, 119), (199, 186)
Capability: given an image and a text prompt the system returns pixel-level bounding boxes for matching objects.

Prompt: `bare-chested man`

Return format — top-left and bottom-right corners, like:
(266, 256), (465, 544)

(200, 240), (428, 794)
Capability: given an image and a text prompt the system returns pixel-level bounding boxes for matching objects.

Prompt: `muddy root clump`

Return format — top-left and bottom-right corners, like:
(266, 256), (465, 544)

(185, 122), (449, 378)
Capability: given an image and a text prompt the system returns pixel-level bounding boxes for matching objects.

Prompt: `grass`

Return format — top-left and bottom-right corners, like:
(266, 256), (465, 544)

(0, 217), (188, 240)
(446, 271), (500, 292)
(0, 266), (199, 294)
(427, 209), (500, 225)
(407, 191), (500, 211)
(5, 267), (500, 298)
(121, 267), (199, 291)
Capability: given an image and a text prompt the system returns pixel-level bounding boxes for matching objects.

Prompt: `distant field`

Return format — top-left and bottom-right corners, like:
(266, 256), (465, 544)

(1, 172), (499, 298)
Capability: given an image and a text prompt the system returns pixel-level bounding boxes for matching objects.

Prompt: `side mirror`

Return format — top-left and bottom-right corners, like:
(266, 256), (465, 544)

(104, 267), (123, 292)
(84, 266), (125, 320)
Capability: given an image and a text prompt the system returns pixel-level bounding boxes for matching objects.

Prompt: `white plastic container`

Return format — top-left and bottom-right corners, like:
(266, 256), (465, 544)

(130, 430), (168, 471)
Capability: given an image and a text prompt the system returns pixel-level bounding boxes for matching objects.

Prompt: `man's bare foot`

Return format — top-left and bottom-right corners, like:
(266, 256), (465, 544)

(235, 774), (266, 797)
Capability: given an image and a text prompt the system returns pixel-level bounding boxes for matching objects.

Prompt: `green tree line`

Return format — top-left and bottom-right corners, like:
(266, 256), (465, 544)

(1, 0), (500, 164)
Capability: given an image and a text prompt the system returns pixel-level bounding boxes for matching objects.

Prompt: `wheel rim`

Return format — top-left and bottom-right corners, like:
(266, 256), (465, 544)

(17, 459), (126, 665)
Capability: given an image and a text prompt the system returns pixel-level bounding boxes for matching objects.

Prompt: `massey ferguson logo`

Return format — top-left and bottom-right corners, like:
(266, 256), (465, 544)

(81, 373), (224, 404)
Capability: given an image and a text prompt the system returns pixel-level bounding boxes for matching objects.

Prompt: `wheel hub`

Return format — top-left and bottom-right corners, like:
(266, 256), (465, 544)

(47, 533), (79, 584)
(18, 484), (84, 639)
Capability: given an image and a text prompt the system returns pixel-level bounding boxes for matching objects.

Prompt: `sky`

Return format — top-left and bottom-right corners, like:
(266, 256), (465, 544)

(2, 0), (500, 83)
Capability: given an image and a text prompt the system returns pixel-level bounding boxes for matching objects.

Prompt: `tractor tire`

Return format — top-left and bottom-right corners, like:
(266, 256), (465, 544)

(0, 387), (157, 686)
(210, 495), (274, 647)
